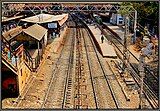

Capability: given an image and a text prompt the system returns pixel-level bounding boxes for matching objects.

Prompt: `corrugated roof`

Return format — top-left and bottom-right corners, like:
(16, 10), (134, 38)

(2, 26), (23, 41)
(21, 13), (68, 24)
(23, 24), (47, 41)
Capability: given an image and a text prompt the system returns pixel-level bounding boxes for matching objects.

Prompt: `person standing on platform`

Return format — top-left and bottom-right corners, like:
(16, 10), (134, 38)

(101, 35), (104, 43)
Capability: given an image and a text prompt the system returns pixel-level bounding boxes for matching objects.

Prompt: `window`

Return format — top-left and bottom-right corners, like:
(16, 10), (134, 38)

(119, 21), (123, 24)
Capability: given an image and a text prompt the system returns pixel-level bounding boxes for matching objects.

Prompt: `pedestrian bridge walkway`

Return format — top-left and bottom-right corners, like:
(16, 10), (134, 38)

(87, 24), (117, 58)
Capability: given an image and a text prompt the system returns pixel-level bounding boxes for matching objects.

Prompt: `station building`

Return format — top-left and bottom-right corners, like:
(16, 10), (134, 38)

(20, 13), (68, 39)
(2, 16), (31, 98)
(1, 13), (69, 98)
(10, 24), (48, 70)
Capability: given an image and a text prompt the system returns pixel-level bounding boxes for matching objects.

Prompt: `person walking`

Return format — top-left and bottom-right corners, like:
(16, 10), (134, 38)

(101, 35), (104, 43)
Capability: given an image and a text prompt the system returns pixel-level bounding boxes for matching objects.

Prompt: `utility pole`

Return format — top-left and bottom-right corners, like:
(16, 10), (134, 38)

(138, 41), (153, 109)
(133, 10), (137, 43)
(139, 53), (145, 109)
(122, 14), (130, 73)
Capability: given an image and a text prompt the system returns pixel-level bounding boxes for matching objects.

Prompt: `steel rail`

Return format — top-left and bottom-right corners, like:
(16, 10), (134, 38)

(41, 28), (75, 108)
(104, 27), (159, 109)
(76, 16), (120, 108)
(61, 23), (75, 108)
(80, 24), (99, 109)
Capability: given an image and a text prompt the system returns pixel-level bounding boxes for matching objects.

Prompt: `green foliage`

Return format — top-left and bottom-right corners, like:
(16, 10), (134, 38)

(118, 2), (133, 16)
(132, 2), (158, 22)
(120, 1), (158, 26)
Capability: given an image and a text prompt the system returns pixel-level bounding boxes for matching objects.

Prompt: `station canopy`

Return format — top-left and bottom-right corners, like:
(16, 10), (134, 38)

(23, 24), (47, 41)
(21, 13), (68, 26)
(2, 15), (24, 22)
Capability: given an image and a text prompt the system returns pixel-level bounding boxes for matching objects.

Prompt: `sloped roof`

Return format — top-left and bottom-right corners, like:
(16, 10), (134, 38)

(23, 24), (47, 41)
(58, 14), (68, 26)
(2, 26), (23, 41)
(21, 13), (68, 24)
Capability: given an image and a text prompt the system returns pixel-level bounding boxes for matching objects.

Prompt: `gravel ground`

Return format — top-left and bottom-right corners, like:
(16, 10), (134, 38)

(2, 22), (155, 109)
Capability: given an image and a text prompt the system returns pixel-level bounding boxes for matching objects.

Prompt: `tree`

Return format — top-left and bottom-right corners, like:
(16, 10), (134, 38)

(120, 1), (158, 34)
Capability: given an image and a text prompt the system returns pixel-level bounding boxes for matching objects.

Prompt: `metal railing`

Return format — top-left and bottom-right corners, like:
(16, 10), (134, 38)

(2, 36), (18, 70)
(2, 36), (34, 72)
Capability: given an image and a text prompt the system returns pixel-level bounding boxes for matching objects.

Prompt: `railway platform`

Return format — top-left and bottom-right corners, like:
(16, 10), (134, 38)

(103, 22), (140, 58)
(34, 26), (68, 72)
(87, 24), (117, 58)
(103, 22), (125, 40)
(102, 22), (157, 63)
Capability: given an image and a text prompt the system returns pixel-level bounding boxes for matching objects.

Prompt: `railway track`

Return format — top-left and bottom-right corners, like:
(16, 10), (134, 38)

(113, 51), (158, 109)
(78, 26), (99, 109)
(41, 25), (75, 108)
(73, 24), (88, 109)
(11, 23), (75, 108)
(72, 15), (122, 108)
(101, 24), (159, 109)
(61, 29), (75, 108)
(102, 24), (158, 93)
(83, 26), (119, 109)
(73, 17), (120, 108)
(7, 15), (158, 109)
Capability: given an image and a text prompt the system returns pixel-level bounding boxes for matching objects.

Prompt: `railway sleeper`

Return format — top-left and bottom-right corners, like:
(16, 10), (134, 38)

(67, 85), (72, 88)
(68, 83), (72, 86)
(75, 94), (87, 99)
(64, 106), (70, 108)
(68, 80), (72, 83)
(67, 89), (71, 92)
(66, 97), (71, 100)
(65, 102), (71, 105)
(66, 94), (71, 97)
(68, 79), (72, 81)
(67, 91), (71, 94)
(75, 85), (87, 90)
